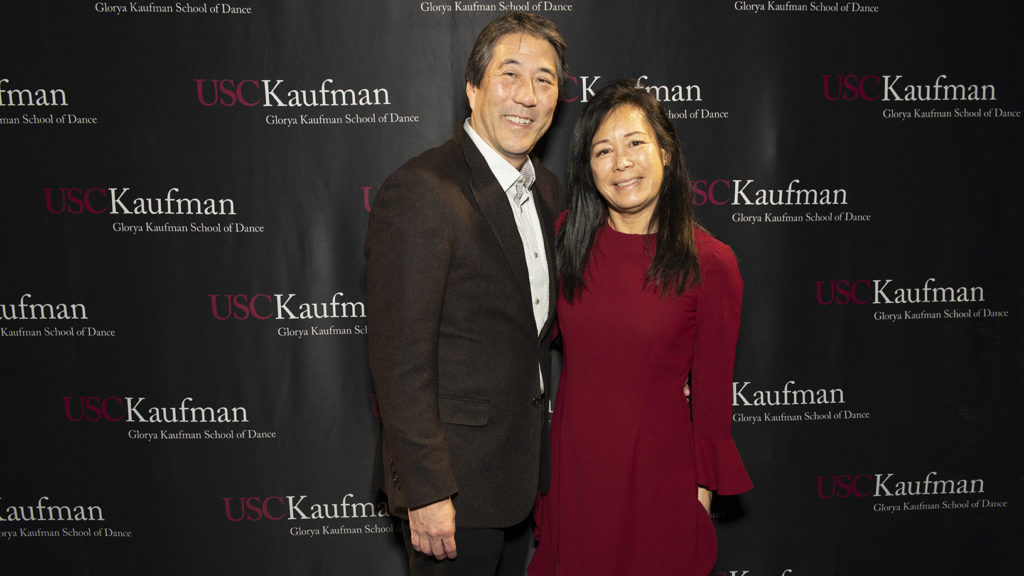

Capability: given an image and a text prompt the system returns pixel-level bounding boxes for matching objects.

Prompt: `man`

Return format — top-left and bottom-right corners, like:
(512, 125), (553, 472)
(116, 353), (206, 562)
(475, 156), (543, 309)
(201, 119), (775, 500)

(364, 12), (568, 576)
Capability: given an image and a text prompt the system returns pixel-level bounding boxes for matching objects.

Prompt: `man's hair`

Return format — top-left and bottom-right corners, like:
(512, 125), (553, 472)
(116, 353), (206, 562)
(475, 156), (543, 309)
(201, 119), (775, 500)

(465, 12), (568, 93)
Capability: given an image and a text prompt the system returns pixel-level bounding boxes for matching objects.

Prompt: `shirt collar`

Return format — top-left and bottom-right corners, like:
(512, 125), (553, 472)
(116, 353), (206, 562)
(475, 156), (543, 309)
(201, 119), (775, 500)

(464, 119), (536, 199)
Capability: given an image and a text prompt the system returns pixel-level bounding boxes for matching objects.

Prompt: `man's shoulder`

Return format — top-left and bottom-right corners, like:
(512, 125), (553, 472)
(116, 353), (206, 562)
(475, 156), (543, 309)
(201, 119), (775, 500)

(389, 136), (466, 182)
(371, 136), (470, 218)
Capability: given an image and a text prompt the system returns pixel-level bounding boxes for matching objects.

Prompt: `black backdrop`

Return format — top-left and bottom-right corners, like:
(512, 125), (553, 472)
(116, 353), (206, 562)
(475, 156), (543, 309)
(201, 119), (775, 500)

(2, 2), (1021, 574)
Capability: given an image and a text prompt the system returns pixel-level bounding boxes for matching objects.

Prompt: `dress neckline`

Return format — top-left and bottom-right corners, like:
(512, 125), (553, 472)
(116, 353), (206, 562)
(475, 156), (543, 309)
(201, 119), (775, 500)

(602, 221), (655, 238)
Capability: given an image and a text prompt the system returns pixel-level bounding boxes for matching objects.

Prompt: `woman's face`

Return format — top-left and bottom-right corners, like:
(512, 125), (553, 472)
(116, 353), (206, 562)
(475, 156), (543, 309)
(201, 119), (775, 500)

(589, 104), (668, 229)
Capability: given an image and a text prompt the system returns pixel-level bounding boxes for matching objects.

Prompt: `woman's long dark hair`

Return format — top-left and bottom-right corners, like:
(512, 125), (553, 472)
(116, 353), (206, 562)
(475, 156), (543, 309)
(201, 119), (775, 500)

(558, 79), (700, 301)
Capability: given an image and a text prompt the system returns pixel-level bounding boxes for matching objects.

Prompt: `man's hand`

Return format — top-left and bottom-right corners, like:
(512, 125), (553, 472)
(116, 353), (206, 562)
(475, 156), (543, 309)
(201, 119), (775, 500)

(408, 498), (457, 560)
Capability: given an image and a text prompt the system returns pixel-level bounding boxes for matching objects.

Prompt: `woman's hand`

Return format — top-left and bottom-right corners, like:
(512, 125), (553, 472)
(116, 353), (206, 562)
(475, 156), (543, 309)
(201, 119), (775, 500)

(697, 486), (713, 514)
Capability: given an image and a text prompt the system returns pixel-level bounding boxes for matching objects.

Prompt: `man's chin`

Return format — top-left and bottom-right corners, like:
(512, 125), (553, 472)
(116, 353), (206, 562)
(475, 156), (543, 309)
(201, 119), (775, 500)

(502, 139), (540, 158)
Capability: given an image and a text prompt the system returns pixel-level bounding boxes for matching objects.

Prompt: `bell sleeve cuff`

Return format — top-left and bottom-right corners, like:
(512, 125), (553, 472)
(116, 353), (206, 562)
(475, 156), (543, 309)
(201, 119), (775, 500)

(694, 430), (753, 495)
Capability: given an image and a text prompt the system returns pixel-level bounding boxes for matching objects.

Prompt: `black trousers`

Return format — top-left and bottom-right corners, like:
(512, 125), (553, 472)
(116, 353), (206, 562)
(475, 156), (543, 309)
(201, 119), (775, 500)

(400, 518), (532, 576)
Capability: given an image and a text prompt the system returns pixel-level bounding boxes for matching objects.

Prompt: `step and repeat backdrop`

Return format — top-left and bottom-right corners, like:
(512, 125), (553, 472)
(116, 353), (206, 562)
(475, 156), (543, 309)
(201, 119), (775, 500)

(2, 2), (1021, 574)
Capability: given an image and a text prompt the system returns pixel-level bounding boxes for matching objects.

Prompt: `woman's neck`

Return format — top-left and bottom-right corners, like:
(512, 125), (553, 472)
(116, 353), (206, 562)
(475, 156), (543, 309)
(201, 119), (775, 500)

(606, 211), (655, 235)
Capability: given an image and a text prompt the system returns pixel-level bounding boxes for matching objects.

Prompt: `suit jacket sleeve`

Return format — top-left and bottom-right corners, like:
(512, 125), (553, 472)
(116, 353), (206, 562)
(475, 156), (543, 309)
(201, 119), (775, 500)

(365, 160), (458, 510)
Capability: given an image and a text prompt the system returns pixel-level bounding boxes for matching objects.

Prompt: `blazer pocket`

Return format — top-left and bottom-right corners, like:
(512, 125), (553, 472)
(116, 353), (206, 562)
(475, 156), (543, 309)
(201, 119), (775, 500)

(438, 394), (490, 427)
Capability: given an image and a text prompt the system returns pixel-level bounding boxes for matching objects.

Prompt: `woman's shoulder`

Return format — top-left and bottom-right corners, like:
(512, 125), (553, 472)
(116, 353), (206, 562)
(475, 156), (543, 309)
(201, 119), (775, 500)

(695, 226), (731, 254)
(695, 227), (739, 274)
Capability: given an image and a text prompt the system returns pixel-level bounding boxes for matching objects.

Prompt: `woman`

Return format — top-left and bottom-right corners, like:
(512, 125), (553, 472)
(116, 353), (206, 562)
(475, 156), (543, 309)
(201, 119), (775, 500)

(530, 80), (752, 575)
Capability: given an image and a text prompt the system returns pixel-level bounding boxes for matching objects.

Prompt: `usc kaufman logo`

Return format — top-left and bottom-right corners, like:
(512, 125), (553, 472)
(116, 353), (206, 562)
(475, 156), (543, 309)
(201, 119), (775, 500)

(0, 496), (133, 540)
(208, 291), (367, 339)
(61, 395), (278, 442)
(815, 277), (1010, 323)
(563, 75), (731, 119)
(0, 293), (117, 339)
(821, 73), (1021, 121)
(816, 470), (1009, 514)
(221, 493), (395, 538)
(693, 177), (873, 225)
(731, 379), (870, 425)
(193, 78), (425, 128)
(0, 78), (99, 126)
(42, 186), (266, 236)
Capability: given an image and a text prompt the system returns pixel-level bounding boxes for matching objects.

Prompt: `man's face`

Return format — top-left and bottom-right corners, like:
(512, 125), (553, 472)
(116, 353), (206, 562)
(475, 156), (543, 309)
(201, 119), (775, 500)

(466, 33), (559, 169)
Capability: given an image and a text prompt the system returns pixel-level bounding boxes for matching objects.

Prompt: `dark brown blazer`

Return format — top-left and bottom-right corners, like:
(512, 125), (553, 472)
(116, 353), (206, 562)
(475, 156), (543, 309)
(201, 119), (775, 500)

(365, 127), (558, 528)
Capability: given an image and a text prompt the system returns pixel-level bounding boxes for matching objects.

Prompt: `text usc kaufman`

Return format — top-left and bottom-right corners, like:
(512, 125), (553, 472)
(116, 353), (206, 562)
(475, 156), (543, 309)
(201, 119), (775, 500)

(194, 79), (391, 108)
(823, 74), (997, 102)
(44, 187), (236, 216)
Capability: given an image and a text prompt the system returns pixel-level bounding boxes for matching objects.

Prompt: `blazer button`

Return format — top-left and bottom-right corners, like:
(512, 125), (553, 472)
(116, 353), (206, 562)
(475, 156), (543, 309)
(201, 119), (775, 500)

(532, 394), (544, 407)
(390, 459), (400, 489)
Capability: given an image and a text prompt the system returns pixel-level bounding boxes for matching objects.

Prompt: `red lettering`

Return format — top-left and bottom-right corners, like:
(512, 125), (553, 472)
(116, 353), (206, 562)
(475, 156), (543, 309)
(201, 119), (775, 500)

(852, 473), (873, 498)
(62, 396), (125, 422)
(66, 187), (86, 214)
(220, 79), (239, 107)
(560, 75), (579, 103)
(859, 75), (881, 101)
(231, 294), (252, 320)
(210, 294), (274, 320)
(841, 75), (861, 101)
(249, 294), (273, 320)
(84, 187), (108, 213)
(195, 79), (262, 107)
(236, 79), (260, 107)
(851, 279), (871, 304)
(43, 187), (109, 215)
(362, 186), (376, 212)
(244, 496), (263, 521)
(83, 396), (103, 421)
(817, 473), (872, 498)
(195, 79), (219, 107)
(691, 179), (732, 206)
(263, 496), (285, 520)
(222, 496), (286, 522)
(822, 74), (882, 101)
(815, 280), (871, 305)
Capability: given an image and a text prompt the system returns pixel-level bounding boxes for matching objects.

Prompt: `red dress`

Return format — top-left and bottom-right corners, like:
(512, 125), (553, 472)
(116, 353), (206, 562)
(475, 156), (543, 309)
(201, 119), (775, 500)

(530, 222), (753, 576)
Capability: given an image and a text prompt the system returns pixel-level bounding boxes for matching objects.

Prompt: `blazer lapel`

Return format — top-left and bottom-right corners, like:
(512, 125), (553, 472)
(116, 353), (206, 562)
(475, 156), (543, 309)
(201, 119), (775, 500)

(460, 131), (533, 301)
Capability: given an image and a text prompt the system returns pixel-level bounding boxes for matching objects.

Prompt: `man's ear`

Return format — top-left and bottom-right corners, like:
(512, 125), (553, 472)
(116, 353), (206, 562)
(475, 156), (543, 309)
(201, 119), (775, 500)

(466, 82), (477, 113)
